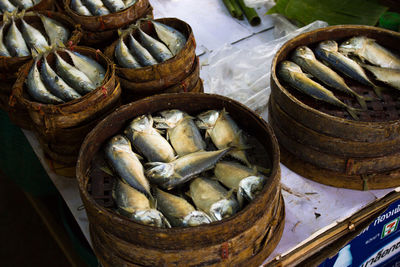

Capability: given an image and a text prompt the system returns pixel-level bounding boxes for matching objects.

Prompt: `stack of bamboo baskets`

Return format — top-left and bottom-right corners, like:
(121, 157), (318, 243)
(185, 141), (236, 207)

(0, 11), (82, 129)
(11, 47), (121, 175)
(104, 18), (203, 103)
(77, 93), (284, 266)
(269, 25), (400, 190)
(64, 0), (152, 49)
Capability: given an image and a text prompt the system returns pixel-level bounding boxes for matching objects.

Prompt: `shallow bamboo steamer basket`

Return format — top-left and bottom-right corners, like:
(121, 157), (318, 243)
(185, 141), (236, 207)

(28, 0), (55, 12)
(76, 93), (284, 266)
(119, 56), (201, 103)
(104, 18), (196, 83)
(64, 0), (150, 32)
(271, 25), (400, 142)
(270, 25), (400, 190)
(11, 46), (119, 131)
(0, 11), (82, 83)
(79, 6), (153, 49)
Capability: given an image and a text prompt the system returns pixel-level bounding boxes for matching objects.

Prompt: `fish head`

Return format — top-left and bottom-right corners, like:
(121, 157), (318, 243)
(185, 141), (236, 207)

(237, 176), (265, 206)
(153, 109), (186, 128)
(339, 36), (368, 55)
(182, 211), (213, 226)
(145, 162), (175, 180)
(132, 209), (171, 228)
(127, 114), (153, 132)
(318, 40), (338, 52)
(209, 199), (239, 221)
(277, 61), (303, 78)
(293, 46), (315, 60)
(109, 134), (131, 146)
(196, 110), (220, 129)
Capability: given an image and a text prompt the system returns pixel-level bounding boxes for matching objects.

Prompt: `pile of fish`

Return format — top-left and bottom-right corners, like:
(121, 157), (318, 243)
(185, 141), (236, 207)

(278, 36), (400, 120)
(0, 0), (40, 13)
(0, 11), (70, 57)
(71, 0), (137, 16)
(104, 109), (269, 228)
(114, 20), (186, 69)
(26, 48), (106, 104)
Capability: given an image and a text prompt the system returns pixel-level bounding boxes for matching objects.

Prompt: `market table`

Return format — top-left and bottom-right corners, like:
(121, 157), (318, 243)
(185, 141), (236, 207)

(21, 0), (400, 265)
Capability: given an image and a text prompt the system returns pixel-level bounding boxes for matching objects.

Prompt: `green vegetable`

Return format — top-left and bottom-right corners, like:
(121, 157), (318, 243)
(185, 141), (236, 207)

(267, 0), (388, 27)
(223, 0), (242, 19)
(236, 0), (261, 26)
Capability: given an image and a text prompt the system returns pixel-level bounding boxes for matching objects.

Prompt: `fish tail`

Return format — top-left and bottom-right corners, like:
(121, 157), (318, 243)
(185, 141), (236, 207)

(347, 107), (359, 120)
(355, 94), (368, 110)
(3, 12), (10, 24)
(373, 86), (386, 99)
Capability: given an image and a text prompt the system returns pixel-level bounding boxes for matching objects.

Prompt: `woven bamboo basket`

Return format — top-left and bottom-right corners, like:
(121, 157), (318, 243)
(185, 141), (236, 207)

(0, 11), (82, 83)
(76, 93), (284, 266)
(119, 56), (202, 103)
(64, 0), (151, 48)
(0, 11), (82, 129)
(11, 46), (121, 173)
(270, 25), (400, 190)
(103, 17), (196, 83)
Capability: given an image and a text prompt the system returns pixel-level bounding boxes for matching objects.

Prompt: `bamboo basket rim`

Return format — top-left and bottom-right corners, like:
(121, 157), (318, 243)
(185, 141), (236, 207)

(0, 10), (81, 62)
(76, 92), (281, 234)
(13, 46), (114, 111)
(64, 0), (149, 29)
(271, 24), (400, 127)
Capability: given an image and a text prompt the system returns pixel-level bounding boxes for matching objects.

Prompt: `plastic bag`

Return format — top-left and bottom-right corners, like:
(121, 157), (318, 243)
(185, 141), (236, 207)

(202, 20), (328, 115)
(244, 0), (274, 8)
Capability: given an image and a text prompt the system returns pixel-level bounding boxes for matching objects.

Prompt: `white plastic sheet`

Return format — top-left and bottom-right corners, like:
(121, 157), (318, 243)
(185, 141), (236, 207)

(202, 20), (328, 112)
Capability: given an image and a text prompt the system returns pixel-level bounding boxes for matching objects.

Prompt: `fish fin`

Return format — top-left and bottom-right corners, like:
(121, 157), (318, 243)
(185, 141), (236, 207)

(253, 165), (271, 176)
(304, 73), (314, 79)
(3, 12), (10, 24)
(31, 48), (39, 59)
(373, 86), (386, 99)
(355, 95), (368, 110)
(56, 40), (65, 49)
(18, 10), (26, 19)
(225, 189), (235, 199)
(99, 165), (114, 176)
(347, 108), (359, 121)
(237, 190), (245, 209)
(227, 132), (250, 150)
(184, 191), (193, 201)
(133, 152), (144, 160)
(145, 162), (162, 167)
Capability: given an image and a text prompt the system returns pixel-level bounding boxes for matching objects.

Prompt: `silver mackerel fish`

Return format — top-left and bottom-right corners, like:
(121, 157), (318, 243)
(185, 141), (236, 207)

(105, 135), (151, 198)
(152, 21), (186, 56)
(315, 40), (385, 98)
(124, 115), (176, 163)
(112, 179), (171, 228)
(292, 45), (368, 110)
(278, 61), (360, 120)
(155, 188), (212, 227)
(153, 109), (206, 156)
(339, 36), (400, 70)
(189, 177), (239, 221)
(145, 147), (231, 190)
